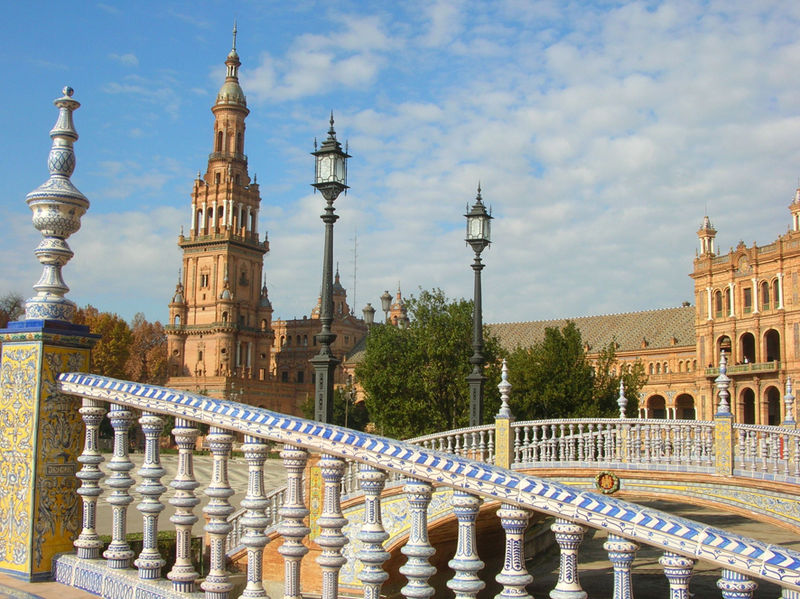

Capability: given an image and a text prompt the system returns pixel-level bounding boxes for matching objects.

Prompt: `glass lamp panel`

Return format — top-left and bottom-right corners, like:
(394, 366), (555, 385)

(316, 154), (332, 183)
(483, 217), (491, 242)
(333, 154), (346, 184)
(467, 215), (482, 240)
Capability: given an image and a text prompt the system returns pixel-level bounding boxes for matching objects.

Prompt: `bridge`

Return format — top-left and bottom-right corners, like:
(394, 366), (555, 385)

(6, 351), (790, 599)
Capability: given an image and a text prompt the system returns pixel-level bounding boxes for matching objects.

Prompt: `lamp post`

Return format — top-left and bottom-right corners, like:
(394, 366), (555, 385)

(380, 290), (392, 323)
(310, 113), (350, 423)
(362, 303), (375, 327)
(465, 184), (492, 427)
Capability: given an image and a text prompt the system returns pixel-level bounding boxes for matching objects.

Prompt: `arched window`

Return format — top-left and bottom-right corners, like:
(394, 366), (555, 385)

(174, 315), (180, 326)
(216, 130), (223, 152)
(714, 290), (723, 317)
(761, 281), (770, 311)
(195, 209), (203, 231)
(236, 132), (243, 153)
(648, 363), (654, 375)
(222, 311), (228, 324)
(765, 329), (781, 362)
(656, 363), (662, 374)
(740, 332), (756, 363)
(772, 279), (780, 308)
(260, 319), (267, 331)
(724, 287), (731, 315)
(663, 362), (669, 374)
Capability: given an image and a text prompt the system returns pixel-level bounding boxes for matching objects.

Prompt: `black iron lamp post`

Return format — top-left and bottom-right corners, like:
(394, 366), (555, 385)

(310, 113), (350, 423)
(465, 184), (492, 427)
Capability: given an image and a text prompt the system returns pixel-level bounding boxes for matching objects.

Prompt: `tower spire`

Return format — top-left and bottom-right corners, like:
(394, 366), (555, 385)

(232, 20), (238, 52)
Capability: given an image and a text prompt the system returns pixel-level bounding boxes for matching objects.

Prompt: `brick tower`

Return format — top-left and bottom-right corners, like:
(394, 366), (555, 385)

(166, 27), (273, 400)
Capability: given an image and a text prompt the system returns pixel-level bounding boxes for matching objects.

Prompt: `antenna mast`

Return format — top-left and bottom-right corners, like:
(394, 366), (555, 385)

(352, 228), (358, 315)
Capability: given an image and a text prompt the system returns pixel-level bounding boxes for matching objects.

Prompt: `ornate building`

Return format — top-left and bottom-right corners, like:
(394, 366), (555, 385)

(165, 33), (368, 414)
(489, 186), (800, 424)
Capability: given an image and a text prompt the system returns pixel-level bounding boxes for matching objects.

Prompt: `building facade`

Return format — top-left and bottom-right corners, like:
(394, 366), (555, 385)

(165, 35), (368, 414)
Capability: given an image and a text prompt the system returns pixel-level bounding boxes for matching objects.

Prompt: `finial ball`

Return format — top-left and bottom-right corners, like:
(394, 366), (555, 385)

(62, 86), (74, 97)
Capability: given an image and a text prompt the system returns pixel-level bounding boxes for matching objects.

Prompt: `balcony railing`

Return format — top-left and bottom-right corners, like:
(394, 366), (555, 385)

(705, 360), (780, 377)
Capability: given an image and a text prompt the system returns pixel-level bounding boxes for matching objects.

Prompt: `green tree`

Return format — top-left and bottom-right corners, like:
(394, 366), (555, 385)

(75, 305), (133, 379)
(506, 322), (594, 420)
(300, 387), (370, 431)
(506, 321), (647, 419)
(356, 288), (503, 439)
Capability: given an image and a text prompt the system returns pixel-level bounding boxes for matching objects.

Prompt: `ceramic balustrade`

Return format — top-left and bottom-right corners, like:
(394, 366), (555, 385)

(56, 374), (800, 599)
(734, 424), (800, 478)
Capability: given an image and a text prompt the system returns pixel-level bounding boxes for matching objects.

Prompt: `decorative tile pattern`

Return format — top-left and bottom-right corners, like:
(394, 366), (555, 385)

(57, 373), (800, 591)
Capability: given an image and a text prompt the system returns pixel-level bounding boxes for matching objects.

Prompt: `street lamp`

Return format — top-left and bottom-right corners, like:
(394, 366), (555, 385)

(362, 303), (375, 327)
(380, 290), (392, 323)
(465, 184), (492, 426)
(310, 113), (350, 423)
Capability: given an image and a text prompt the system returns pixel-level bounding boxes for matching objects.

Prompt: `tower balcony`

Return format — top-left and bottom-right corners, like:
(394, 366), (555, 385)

(208, 151), (247, 164)
(704, 360), (780, 377)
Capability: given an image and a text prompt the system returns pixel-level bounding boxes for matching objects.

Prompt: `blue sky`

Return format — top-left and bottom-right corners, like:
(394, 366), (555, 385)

(2, 1), (800, 325)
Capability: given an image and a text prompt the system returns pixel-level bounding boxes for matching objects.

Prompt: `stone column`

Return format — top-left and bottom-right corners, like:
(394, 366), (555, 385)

(604, 534), (639, 599)
(714, 351), (735, 475)
(495, 359), (514, 469)
(550, 519), (587, 599)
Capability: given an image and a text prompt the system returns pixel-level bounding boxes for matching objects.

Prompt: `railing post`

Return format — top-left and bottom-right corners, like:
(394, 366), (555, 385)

(74, 398), (107, 560)
(316, 454), (348, 599)
(134, 411), (166, 580)
(167, 418), (201, 592)
(659, 551), (695, 599)
(399, 478), (436, 599)
(103, 404), (136, 569)
(604, 533), (639, 599)
(447, 491), (485, 599)
(357, 464), (390, 599)
(278, 445), (310, 599)
(495, 358), (514, 469)
(717, 568), (757, 599)
(714, 351), (735, 476)
(495, 505), (533, 599)
(201, 426), (235, 599)
(239, 435), (271, 599)
(549, 519), (587, 599)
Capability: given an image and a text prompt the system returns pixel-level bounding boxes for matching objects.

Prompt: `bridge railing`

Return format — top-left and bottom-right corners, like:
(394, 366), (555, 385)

(53, 372), (800, 599)
(734, 423), (800, 478)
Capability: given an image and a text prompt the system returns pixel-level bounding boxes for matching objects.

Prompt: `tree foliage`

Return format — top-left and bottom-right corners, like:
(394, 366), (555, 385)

(300, 387), (370, 431)
(356, 288), (503, 439)
(0, 292), (25, 328)
(125, 313), (168, 384)
(506, 321), (647, 419)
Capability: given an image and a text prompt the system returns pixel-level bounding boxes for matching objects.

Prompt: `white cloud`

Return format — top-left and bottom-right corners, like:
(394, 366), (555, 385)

(109, 52), (139, 67)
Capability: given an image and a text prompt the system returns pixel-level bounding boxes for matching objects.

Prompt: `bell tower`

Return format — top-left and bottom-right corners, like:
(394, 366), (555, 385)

(697, 215), (717, 256)
(166, 27), (273, 397)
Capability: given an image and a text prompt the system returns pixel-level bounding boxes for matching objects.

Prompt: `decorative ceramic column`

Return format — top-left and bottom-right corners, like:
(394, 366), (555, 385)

(74, 398), (107, 560)
(399, 478), (436, 599)
(659, 551), (695, 599)
(783, 378), (796, 428)
(316, 454), (348, 599)
(134, 411), (166, 579)
(495, 359), (515, 469)
(604, 533), (639, 599)
(717, 569), (757, 599)
(240, 435), (271, 599)
(495, 505), (533, 599)
(278, 445), (310, 599)
(103, 404), (136, 569)
(0, 86), (99, 581)
(357, 464), (390, 599)
(447, 490), (485, 599)
(201, 426), (235, 599)
(714, 351), (735, 475)
(167, 418), (201, 592)
(549, 519), (587, 599)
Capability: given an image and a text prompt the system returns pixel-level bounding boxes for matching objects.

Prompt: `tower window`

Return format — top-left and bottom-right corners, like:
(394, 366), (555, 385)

(216, 131), (223, 152)
(236, 132), (243, 153)
(297, 371), (304, 383)
(235, 174), (240, 185)
(200, 274), (210, 288)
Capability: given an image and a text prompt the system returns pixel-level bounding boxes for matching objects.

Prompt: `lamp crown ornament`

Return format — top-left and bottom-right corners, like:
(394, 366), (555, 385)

(25, 86), (90, 322)
(617, 379), (627, 418)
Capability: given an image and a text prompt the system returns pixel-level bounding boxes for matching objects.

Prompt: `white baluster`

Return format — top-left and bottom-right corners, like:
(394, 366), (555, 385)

(495, 504), (533, 599)
(717, 568), (757, 599)
(134, 411), (166, 579)
(75, 398), (106, 559)
(447, 491), (485, 599)
(357, 465), (390, 599)
(604, 533), (639, 599)
(103, 404), (135, 569)
(201, 426), (235, 599)
(659, 551), (695, 599)
(317, 454), (348, 599)
(278, 446), (310, 599)
(577, 424), (585, 462)
(168, 418), (200, 592)
(549, 519), (587, 599)
(399, 478), (436, 599)
(558, 424), (566, 461)
(240, 435), (271, 599)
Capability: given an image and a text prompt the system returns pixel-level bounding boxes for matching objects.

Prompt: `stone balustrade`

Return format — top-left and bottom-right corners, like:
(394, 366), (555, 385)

(52, 373), (800, 599)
